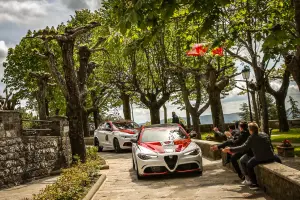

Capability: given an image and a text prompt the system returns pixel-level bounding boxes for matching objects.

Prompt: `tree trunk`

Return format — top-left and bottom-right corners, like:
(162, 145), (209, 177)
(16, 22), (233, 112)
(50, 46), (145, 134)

(121, 92), (131, 120)
(37, 80), (47, 120)
(82, 108), (90, 137)
(275, 95), (289, 132)
(186, 108), (191, 130)
(60, 40), (86, 162)
(191, 112), (201, 139)
(163, 104), (168, 124)
(250, 91), (260, 125)
(149, 107), (160, 124)
(45, 99), (49, 117)
(209, 90), (225, 131)
(258, 87), (269, 133)
(93, 109), (100, 129)
(67, 103), (86, 162)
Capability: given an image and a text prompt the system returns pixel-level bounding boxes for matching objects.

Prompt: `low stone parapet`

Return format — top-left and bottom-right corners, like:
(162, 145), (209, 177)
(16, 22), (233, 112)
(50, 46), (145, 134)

(84, 137), (94, 146)
(192, 139), (222, 160)
(193, 139), (300, 200)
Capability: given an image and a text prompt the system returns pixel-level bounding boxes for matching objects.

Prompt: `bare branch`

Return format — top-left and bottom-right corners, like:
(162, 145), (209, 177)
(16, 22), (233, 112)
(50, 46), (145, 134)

(225, 48), (252, 65)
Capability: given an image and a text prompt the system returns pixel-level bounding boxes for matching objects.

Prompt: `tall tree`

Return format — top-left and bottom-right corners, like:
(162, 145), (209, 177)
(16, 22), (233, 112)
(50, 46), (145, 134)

(239, 103), (250, 121)
(266, 68), (290, 131)
(31, 19), (101, 162)
(287, 96), (300, 119)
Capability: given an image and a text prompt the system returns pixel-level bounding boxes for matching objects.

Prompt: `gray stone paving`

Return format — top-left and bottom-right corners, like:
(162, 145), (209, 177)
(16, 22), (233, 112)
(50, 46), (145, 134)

(0, 176), (58, 200)
(93, 151), (272, 200)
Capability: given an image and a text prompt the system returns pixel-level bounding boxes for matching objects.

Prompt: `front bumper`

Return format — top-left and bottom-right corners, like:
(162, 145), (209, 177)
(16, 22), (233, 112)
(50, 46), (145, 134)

(118, 135), (135, 149)
(136, 152), (203, 176)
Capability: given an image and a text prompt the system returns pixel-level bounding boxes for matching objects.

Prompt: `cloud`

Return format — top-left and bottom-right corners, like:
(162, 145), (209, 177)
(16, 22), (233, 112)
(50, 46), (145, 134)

(0, 41), (8, 59)
(0, 41), (8, 81)
(60, 0), (101, 10)
(0, 0), (48, 24)
(60, 0), (89, 10)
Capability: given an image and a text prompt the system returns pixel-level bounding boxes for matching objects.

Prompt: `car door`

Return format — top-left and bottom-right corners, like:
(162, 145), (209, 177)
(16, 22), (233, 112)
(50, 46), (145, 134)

(106, 122), (115, 147)
(95, 123), (106, 147)
(103, 122), (114, 148)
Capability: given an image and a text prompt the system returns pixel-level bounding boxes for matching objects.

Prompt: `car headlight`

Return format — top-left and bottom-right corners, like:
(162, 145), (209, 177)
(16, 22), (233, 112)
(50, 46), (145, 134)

(120, 134), (132, 139)
(137, 153), (158, 160)
(184, 148), (201, 156)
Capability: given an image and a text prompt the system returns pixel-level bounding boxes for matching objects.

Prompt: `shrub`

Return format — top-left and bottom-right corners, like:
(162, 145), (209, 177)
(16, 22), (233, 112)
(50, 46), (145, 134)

(32, 147), (102, 200)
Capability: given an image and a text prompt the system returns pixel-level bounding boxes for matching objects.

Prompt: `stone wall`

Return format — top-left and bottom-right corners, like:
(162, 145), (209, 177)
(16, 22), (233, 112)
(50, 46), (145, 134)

(0, 111), (71, 189)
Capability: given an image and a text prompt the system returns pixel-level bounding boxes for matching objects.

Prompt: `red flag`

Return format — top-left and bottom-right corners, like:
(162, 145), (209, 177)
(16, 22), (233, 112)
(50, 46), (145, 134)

(212, 47), (224, 56)
(186, 43), (208, 56)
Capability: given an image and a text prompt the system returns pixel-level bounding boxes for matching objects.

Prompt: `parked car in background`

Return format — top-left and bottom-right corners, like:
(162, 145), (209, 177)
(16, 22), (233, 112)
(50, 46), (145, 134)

(131, 124), (202, 179)
(94, 120), (140, 153)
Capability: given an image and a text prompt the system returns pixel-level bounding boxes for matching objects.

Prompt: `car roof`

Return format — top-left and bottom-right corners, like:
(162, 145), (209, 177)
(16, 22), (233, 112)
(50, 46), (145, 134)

(144, 123), (179, 129)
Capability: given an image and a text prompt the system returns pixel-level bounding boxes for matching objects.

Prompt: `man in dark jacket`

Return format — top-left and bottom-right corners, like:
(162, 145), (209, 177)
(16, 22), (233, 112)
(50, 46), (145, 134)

(223, 122), (281, 190)
(211, 121), (252, 180)
(172, 112), (180, 124)
(212, 124), (240, 163)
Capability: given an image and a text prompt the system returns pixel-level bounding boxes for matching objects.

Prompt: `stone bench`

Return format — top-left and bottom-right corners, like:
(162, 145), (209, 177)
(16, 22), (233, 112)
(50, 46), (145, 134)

(84, 137), (94, 146)
(193, 139), (300, 200)
(192, 139), (222, 160)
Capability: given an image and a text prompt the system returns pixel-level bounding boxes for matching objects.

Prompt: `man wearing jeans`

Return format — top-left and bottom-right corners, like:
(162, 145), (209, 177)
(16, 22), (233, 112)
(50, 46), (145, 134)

(211, 121), (252, 180)
(223, 122), (281, 190)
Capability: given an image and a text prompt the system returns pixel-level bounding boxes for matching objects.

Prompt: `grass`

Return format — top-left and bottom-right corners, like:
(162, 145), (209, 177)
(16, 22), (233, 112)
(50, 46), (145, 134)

(200, 132), (212, 139)
(271, 128), (300, 144)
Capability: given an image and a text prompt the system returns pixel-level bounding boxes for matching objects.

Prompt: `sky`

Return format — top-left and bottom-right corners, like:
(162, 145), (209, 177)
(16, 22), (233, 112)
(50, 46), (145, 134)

(0, 0), (300, 124)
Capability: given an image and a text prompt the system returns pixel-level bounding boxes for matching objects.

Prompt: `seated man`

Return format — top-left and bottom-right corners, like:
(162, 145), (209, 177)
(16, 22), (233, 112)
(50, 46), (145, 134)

(223, 122), (282, 190)
(211, 121), (252, 180)
(213, 124), (240, 141)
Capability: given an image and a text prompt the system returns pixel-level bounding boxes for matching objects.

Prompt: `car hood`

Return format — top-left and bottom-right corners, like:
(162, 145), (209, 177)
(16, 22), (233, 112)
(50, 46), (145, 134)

(118, 129), (138, 134)
(139, 139), (191, 153)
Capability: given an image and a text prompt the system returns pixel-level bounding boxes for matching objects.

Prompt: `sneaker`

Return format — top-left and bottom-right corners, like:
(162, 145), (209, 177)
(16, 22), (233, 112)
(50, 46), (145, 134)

(249, 184), (259, 190)
(238, 174), (245, 180)
(241, 180), (252, 186)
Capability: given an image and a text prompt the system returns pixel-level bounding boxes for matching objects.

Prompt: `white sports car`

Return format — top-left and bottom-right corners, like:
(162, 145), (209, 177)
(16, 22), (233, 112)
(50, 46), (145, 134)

(94, 120), (140, 153)
(131, 124), (203, 179)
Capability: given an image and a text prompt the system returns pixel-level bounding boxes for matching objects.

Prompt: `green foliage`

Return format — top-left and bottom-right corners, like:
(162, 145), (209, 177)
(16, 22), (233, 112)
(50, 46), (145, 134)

(32, 147), (103, 200)
(239, 103), (250, 121)
(287, 96), (300, 119)
(266, 94), (278, 120)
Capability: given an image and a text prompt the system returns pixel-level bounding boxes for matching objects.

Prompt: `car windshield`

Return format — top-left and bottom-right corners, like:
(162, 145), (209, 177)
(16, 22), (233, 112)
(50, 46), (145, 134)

(113, 122), (139, 129)
(141, 127), (188, 143)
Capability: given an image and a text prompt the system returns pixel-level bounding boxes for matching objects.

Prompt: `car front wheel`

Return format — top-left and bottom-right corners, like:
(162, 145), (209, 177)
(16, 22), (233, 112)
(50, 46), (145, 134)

(94, 138), (103, 152)
(135, 160), (144, 180)
(113, 138), (122, 153)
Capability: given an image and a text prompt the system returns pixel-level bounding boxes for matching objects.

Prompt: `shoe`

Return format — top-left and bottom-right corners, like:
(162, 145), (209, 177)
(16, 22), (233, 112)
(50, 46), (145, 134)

(238, 174), (245, 180)
(249, 184), (259, 190)
(224, 160), (230, 165)
(241, 180), (252, 186)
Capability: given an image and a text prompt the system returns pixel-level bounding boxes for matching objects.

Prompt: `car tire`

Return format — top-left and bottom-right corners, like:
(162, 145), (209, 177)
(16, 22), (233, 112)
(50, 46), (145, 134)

(132, 156), (135, 170)
(135, 161), (144, 180)
(94, 138), (103, 152)
(196, 170), (203, 176)
(113, 138), (122, 153)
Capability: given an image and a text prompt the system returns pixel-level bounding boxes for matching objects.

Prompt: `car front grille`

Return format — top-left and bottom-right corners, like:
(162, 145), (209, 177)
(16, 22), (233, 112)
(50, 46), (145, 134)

(144, 166), (168, 173)
(164, 155), (178, 170)
(176, 163), (199, 171)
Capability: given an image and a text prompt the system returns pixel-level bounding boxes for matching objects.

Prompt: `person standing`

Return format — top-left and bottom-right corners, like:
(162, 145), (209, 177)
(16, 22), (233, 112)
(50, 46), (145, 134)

(172, 112), (180, 124)
(223, 122), (282, 190)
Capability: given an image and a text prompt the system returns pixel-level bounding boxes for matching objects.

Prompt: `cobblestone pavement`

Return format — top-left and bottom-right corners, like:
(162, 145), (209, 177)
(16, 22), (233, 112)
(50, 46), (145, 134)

(0, 176), (58, 200)
(93, 151), (272, 200)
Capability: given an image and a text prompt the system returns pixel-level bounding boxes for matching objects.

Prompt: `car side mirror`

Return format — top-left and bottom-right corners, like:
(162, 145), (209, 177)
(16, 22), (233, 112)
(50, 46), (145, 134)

(130, 138), (138, 143)
(189, 132), (197, 138)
